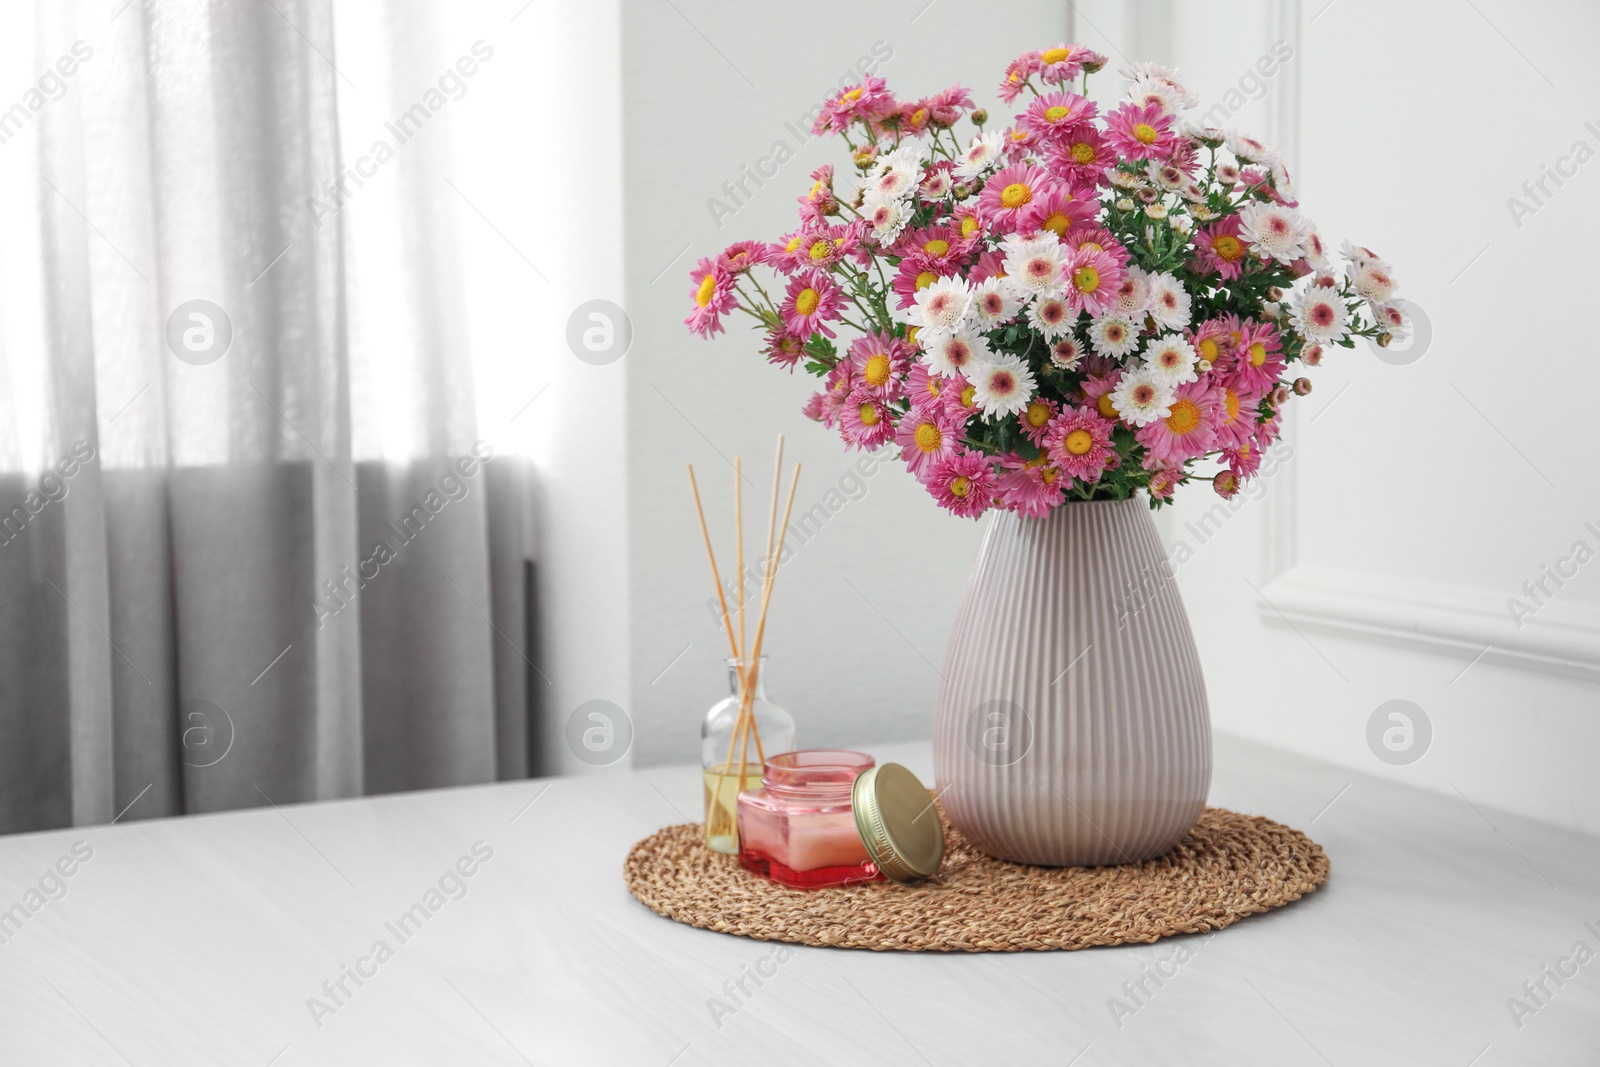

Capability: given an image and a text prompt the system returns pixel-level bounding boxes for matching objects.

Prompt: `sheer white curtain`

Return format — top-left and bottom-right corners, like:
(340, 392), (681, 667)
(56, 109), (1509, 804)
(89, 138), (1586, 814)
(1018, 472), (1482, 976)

(0, 0), (537, 832)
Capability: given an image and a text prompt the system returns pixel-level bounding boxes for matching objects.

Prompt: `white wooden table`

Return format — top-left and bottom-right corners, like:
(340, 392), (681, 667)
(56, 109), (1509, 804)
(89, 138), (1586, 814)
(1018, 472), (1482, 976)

(0, 736), (1595, 1065)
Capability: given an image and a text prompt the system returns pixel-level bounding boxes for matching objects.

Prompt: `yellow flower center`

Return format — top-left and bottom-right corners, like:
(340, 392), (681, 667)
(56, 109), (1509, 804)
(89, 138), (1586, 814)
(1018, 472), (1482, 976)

(1064, 428), (1094, 455)
(1000, 182), (1033, 209)
(960, 216), (981, 238)
(1070, 142), (1095, 164)
(924, 238), (950, 256)
(1248, 342), (1267, 367)
(1025, 401), (1051, 428)
(839, 87), (863, 104)
(864, 354), (892, 386)
(950, 475), (971, 498)
(1198, 338), (1220, 362)
(1044, 105), (1071, 122)
(695, 274), (717, 308)
(1096, 392), (1118, 419)
(914, 422), (943, 452)
(858, 403), (879, 426)
(1224, 388), (1240, 424)
(1133, 122), (1159, 145)
(1011, 129), (1029, 142)
(785, 236), (803, 253)
(794, 288), (820, 315)
(1072, 266), (1100, 292)
(1042, 468), (1058, 484)
(1041, 47), (1070, 64)
(1167, 398), (1201, 435)
(809, 239), (833, 261)
(1213, 235), (1243, 261)
(960, 385), (977, 408)
(926, 376), (940, 396)
(915, 271), (936, 291)
(1042, 212), (1070, 236)
(911, 107), (928, 125)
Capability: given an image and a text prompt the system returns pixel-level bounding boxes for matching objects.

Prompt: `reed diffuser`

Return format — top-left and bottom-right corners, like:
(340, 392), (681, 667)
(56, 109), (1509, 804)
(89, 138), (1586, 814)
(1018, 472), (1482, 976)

(688, 438), (801, 854)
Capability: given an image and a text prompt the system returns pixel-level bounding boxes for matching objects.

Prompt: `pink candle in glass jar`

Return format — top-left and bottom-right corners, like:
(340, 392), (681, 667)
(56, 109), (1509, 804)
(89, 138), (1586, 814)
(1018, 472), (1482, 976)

(736, 750), (883, 889)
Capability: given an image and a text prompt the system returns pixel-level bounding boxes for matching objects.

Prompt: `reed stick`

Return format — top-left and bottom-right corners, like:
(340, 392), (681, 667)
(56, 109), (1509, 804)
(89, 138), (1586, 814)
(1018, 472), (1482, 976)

(736, 461), (802, 784)
(687, 466), (742, 665)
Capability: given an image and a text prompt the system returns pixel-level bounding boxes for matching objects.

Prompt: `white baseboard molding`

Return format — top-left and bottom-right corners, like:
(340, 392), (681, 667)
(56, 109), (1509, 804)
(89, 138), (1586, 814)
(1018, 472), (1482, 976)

(1257, 565), (1600, 681)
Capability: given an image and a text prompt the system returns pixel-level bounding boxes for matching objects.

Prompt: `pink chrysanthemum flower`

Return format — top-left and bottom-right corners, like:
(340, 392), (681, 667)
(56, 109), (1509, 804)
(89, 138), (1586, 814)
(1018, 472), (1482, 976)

(1212, 382), (1263, 453)
(1146, 465), (1185, 501)
(796, 165), (837, 224)
(802, 392), (828, 425)
(781, 269), (843, 339)
(977, 163), (1052, 234)
(926, 449), (998, 518)
(996, 453), (1066, 518)
(1137, 380), (1221, 466)
(1063, 245), (1126, 317)
(895, 403), (960, 476)
(1104, 101), (1177, 162)
(768, 232), (808, 275)
(718, 240), (771, 276)
(940, 374), (981, 422)
(1018, 396), (1060, 446)
(1059, 223), (1131, 270)
(1045, 125), (1112, 184)
(763, 330), (805, 372)
(997, 52), (1042, 103)
(969, 249), (1008, 284)
(684, 257), (736, 338)
(950, 204), (987, 249)
(840, 390), (895, 452)
(1081, 370), (1122, 421)
(926, 83), (975, 128)
(891, 255), (943, 311)
(893, 224), (964, 268)
(813, 75), (894, 135)
(1019, 185), (1099, 239)
(1043, 405), (1117, 483)
(847, 332), (912, 400)
(1228, 320), (1285, 393)
(905, 364), (946, 409)
(1020, 91), (1096, 142)
(1036, 44), (1086, 86)
(1187, 318), (1233, 375)
(1192, 216), (1250, 280)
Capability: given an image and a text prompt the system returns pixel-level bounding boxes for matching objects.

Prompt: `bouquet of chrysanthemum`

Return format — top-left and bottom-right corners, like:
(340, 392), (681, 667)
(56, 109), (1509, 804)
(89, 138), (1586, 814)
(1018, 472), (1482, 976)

(684, 44), (1405, 517)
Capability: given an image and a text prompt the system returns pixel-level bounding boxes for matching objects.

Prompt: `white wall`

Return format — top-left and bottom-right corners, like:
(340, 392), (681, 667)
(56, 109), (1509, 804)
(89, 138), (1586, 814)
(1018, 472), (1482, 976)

(1156, 0), (1600, 835)
(620, 2), (1112, 766)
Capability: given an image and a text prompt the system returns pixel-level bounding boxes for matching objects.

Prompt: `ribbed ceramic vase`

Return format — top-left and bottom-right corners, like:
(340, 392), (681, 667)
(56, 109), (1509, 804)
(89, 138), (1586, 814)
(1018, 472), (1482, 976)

(932, 497), (1211, 867)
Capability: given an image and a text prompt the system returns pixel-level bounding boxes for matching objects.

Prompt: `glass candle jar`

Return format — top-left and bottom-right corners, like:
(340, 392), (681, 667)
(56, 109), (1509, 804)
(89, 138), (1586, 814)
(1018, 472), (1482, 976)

(736, 750), (885, 889)
(701, 658), (795, 855)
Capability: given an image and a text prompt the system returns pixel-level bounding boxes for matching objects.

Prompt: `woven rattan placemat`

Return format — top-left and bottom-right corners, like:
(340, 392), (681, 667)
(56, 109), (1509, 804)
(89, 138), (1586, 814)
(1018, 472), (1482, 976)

(623, 803), (1328, 952)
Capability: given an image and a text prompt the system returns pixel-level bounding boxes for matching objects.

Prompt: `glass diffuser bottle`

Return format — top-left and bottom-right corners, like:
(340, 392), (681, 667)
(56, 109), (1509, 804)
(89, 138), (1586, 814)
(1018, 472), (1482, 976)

(702, 657), (794, 854)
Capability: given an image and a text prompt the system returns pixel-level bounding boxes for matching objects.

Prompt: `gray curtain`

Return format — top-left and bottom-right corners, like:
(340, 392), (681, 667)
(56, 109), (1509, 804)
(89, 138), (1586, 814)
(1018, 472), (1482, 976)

(0, 0), (536, 833)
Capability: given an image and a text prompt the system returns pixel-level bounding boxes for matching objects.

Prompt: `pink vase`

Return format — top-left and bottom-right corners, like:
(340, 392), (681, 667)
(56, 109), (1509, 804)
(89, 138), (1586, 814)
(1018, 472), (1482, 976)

(932, 498), (1211, 866)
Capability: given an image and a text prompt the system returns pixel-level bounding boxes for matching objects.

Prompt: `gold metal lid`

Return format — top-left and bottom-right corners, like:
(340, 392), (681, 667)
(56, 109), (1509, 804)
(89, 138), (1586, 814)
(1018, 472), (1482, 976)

(851, 763), (945, 884)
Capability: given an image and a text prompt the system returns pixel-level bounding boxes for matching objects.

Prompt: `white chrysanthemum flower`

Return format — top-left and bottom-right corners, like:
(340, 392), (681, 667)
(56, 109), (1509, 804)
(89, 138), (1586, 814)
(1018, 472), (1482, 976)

(1270, 158), (1295, 202)
(863, 192), (911, 246)
(1340, 240), (1380, 269)
(1109, 170), (1140, 190)
(1146, 160), (1187, 192)
(1351, 261), (1398, 303)
(953, 130), (1004, 179)
(1143, 334), (1198, 386)
(1049, 334), (1085, 370)
(1126, 76), (1189, 116)
(1146, 272), (1193, 331)
(1238, 202), (1307, 264)
(1224, 129), (1278, 166)
(922, 327), (991, 377)
(1088, 314), (1141, 359)
(1290, 287), (1350, 344)
(1110, 264), (1151, 318)
(1025, 295), (1075, 341)
(909, 275), (973, 336)
(970, 277), (1019, 327)
(1171, 213), (1194, 236)
(1000, 232), (1069, 300)
(1370, 301), (1412, 342)
(972, 355), (1036, 418)
(1301, 228), (1332, 273)
(1110, 367), (1175, 427)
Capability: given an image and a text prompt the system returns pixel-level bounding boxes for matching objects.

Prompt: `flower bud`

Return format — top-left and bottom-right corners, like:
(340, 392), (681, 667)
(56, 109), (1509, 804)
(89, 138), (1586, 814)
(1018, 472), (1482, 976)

(1196, 358), (1213, 374)
(1115, 197), (1135, 211)
(1292, 377), (1312, 396)
(1214, 470), (1239, 498)
(1302, 344), (1323, 366)
(971, 108), (988, 126)
(1377, 332), (1393, 348)
(1271, 385), (1290, 406)
(1144, 203), (1168, 220)
(952, 183), (972, 200)
(1266, 286), (1283, 301)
